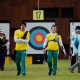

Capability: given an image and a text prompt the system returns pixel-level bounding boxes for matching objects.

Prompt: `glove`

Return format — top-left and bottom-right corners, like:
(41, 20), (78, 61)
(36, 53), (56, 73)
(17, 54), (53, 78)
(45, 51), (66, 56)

(72, 54), (75, 56)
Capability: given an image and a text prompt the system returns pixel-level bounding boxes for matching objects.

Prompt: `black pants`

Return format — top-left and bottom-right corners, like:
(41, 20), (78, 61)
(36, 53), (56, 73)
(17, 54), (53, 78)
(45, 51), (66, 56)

(0, 53), (1, 68)
(71, 48), (76, 66)
(0, 50), (7, 70)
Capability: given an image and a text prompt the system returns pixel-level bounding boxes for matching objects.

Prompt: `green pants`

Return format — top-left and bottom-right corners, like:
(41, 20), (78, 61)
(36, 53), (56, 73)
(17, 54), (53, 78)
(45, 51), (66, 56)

(47, 50), (58, 74)
(16, 49), (26, 74)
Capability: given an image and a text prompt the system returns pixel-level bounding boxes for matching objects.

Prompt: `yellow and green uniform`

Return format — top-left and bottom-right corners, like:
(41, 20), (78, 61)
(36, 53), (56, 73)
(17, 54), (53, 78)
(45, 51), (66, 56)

(46, 33), (61, 74)
(46, 33), (61, 50)
(14, 29), (30, 74)
(14, 29), (30, 50)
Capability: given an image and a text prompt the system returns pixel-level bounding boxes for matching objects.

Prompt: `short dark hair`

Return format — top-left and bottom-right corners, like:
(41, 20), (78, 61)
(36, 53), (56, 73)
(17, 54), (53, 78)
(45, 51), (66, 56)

(20, 22), (26, 27)
(51, 25), (57, 29)
(75, 26), (80, 30)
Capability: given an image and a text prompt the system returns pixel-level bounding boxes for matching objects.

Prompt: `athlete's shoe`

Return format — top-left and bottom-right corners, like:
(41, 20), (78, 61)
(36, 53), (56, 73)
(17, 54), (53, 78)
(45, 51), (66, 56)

(1, 68), (4, 71)
(17, 73), (21, 76)
(48, 69), (52, 75)
(1, 69), (4, 71)
(70, 68), (73, 73)
(53, 73), (56, 76)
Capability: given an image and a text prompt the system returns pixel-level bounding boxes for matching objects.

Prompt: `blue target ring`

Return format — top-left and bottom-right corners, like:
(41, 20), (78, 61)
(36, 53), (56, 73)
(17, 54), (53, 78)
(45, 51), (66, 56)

(29, 26), (50, 50)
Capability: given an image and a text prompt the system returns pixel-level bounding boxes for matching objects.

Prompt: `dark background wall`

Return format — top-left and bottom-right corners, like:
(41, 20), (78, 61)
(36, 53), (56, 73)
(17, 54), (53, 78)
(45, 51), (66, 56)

(0, 0), (80, 59)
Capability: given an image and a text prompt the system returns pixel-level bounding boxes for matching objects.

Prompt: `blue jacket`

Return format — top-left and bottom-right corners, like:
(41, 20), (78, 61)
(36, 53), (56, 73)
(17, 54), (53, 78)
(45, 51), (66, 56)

(74, 35), (80, 56)
(72, 36), (78, 55)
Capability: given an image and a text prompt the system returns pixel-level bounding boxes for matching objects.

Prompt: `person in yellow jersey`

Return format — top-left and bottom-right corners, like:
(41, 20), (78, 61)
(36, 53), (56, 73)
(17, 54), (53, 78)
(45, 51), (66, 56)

(43, 25), (67, 76)
(14, 22), (30, 76)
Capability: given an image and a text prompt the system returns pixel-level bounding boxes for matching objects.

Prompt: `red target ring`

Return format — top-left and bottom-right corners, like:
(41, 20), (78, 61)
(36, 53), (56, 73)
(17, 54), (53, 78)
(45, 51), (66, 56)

(33, 32), (45, 44)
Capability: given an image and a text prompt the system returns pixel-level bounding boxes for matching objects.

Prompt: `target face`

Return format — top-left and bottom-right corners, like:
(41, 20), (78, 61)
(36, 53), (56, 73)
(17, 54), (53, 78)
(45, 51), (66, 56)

(29, 26), (49, 50)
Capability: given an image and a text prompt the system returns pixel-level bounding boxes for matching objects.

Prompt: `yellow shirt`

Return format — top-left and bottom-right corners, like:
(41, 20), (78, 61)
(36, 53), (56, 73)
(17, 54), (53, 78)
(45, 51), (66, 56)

(46, 33), (61, 50)
(14, 29), (30, 50)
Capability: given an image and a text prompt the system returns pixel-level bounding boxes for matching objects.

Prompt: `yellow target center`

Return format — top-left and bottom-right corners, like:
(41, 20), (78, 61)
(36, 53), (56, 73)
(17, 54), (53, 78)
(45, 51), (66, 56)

(36, 35), (42, 41)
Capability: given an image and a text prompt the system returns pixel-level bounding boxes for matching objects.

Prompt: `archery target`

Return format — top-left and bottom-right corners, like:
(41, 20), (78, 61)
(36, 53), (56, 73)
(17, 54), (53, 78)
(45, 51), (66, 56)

(69, 20), (80, 48)
(22, 20), (56, 55)
(29, 26), (49, 50)
(70, 20), (80, 37)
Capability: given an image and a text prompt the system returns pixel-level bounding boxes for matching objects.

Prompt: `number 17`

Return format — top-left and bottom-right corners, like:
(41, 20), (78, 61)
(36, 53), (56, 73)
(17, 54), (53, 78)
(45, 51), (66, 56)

(36, 12), (41, 19)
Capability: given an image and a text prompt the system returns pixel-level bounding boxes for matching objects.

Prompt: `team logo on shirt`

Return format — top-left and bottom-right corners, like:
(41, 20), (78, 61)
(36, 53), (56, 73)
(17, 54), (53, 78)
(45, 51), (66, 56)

(29, 26), (50, 50)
